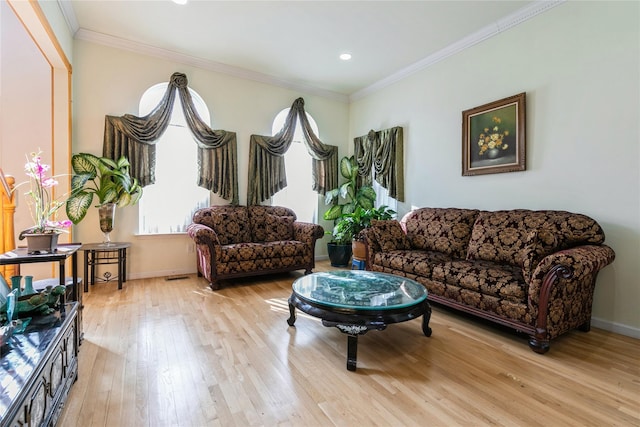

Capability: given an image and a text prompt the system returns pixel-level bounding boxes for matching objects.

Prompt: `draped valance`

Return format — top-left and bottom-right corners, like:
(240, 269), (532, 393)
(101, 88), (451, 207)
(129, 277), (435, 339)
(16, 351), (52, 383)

(354, 126), (404, 202)
(247, 97), (338, 206)
(102, 72), (239, 204)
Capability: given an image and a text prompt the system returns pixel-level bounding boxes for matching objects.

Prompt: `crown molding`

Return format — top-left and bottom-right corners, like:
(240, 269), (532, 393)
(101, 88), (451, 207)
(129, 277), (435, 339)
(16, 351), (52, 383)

(73, 28), (349, 103)
(58, 0), (563, 104)
(57, 0), (79, 36)
(349, 0), (566, 102)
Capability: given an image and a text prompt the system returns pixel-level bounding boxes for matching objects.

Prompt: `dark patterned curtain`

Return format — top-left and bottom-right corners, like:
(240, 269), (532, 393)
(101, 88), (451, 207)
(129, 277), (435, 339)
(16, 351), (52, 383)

(103, 72), (239, 204)
(353, 126), (404, 202)
(247, 97), (338, 205)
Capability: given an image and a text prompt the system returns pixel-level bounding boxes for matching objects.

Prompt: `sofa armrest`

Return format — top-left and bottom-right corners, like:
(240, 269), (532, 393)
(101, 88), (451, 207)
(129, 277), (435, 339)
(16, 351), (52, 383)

(527, 244), (615, 339)
(360, 228), (381, 268)
(293, 222), (324, 245)
(186, 223), (221, 246)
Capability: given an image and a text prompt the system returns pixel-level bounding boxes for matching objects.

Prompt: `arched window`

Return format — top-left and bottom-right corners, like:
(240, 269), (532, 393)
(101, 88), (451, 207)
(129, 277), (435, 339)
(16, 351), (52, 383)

(137, 83), (210, 234)
(271, 108), (318, 223)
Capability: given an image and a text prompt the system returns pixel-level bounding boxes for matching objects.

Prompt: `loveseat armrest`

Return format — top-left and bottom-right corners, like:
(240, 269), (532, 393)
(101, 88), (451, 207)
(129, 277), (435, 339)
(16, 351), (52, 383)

(527, 244), (615, 350)
(186, 223), (221, 247)
(293, 222), (325, 245)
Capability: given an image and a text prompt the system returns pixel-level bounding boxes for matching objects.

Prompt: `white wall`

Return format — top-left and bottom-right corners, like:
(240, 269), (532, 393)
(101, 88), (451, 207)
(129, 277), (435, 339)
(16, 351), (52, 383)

(72, 40), (349, 279)
(350, 1), (640, 334)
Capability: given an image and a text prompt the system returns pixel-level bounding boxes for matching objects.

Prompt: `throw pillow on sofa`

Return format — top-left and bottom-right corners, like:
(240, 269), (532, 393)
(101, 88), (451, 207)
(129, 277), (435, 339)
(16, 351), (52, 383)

(372, 220), (411, 252)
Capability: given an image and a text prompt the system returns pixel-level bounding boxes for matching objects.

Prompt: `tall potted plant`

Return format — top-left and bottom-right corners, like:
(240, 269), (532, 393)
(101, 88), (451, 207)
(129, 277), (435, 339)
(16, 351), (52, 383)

(323, 155), (396, 266)
(323, 155), (375, 266)
(65, 153), (142, 244)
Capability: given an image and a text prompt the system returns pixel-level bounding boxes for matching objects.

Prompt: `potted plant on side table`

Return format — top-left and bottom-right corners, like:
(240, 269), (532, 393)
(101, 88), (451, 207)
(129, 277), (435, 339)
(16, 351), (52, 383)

(14, 150), (73, 254)
(65, 153), (143, 244)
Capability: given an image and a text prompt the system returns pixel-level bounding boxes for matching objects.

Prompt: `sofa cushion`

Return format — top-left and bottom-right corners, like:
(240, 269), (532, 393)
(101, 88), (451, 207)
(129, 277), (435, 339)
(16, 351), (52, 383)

(372, 220), (411, 252)
(431, 259), (526, 303)
(193, 206), (251, 245)
(373, 250), (453, 278)
(401, 208), (479, 258)
(264, 214), (295, 242)
(248, 205), (297, 242)
(466, 210), (605, 267)
(521, 229), (559, 282)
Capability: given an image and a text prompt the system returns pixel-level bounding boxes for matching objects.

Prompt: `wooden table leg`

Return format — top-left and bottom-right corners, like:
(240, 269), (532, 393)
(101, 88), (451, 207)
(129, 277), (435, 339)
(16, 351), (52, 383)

(347, 334), (358, 371)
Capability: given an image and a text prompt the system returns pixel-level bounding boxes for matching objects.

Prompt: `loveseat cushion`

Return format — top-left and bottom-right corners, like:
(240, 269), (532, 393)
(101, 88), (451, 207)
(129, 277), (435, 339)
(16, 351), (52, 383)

(371, 220), (411, 252)
(192, 205), (251, 245)
(264, 214), (295, 242)
(466, 210), (605, 267)
(248, 205), (297, 242)
(401, 208), (479, 258)
(215, 240), (310, 263)
(431, 259), (526, 303)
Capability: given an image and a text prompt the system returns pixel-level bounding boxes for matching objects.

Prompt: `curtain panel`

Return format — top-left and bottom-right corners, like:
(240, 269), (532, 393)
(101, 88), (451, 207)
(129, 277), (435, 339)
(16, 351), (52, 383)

(247, 97), (338, 206)
(102, 72), (239, 204)
(353, 126), (404, 202)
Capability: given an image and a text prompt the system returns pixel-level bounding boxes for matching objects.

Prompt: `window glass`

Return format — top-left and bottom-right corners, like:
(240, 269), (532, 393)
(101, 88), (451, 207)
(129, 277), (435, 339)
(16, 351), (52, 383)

(138, 84), (210, 234)
(271, 108), (318, 223)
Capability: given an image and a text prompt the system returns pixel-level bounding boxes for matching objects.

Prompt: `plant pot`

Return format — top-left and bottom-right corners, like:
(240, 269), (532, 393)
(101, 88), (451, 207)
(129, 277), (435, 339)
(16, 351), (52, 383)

(24, 233), (59, 254)
(327, 242), (352, 267)
(98, 203), (117, 245)
(352, 240), (366, 262)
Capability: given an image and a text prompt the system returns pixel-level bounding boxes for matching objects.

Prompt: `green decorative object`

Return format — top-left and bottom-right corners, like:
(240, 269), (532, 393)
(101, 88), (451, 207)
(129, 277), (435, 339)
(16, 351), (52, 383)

(10, 275), (21, 295)
(23, 276), (36, 296)
(0, 276), (66, 323)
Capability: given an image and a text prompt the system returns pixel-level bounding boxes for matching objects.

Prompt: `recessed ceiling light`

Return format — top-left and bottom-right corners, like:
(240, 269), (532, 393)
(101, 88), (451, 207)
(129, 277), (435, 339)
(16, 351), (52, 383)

(339, 53), (352, 61)
(172, 0), (188, 4)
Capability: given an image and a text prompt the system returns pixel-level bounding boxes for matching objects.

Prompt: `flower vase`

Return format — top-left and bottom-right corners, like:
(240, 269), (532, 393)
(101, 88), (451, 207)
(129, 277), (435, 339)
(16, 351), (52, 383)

(24, 232), (59, 254)
(22, 276), (36, 296)
(10, 276), (21, 298)
(98, 203), (117, 246)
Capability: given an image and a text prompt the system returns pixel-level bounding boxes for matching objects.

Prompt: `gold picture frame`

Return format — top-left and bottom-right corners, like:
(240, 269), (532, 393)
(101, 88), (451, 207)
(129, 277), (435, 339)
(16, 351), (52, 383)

(462, 92), (526, 176)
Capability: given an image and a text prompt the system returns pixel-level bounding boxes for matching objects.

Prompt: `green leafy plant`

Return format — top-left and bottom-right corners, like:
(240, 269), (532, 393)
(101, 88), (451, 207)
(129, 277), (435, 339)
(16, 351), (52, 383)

(328, 206), (396, 244)
(323, 155), (376, 221)
(65, 153), (143, 224)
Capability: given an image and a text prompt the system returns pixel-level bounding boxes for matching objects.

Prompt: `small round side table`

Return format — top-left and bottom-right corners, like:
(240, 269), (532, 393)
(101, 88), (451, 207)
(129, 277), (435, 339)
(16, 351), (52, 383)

(81, 242), (131, 291)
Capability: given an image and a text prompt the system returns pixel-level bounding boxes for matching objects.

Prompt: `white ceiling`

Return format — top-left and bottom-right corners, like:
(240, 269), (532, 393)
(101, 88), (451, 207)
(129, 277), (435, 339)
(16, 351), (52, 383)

(61, 0), (556, 100)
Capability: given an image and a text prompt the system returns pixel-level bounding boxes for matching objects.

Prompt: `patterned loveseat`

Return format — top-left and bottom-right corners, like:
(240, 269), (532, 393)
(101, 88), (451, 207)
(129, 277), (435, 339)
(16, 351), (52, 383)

(187, 205), (324, 289)
(361, 208), (615, 353)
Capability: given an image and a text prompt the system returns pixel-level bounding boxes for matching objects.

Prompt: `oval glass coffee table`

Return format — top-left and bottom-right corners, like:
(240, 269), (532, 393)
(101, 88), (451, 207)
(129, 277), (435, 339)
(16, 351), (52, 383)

(287, 270), (432, 371)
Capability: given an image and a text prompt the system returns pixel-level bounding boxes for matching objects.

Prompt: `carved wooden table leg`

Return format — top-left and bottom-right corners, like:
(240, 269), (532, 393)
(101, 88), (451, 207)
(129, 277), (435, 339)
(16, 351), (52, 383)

(422, 300), (433, 337)
(287, 298), (296, 326)
(347, 335), (358, 371)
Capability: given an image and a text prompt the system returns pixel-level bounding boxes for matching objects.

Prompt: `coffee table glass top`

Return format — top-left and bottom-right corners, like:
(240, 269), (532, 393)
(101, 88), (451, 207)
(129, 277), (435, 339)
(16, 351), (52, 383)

(292, 270), (427, 310)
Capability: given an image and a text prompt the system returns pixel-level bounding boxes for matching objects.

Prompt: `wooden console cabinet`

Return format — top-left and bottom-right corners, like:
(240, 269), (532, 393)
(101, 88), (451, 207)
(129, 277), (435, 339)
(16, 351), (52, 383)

(0, 302), (78, 426)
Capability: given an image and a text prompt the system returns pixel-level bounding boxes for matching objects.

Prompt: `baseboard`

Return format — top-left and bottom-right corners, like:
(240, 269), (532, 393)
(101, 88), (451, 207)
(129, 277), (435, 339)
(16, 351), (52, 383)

(128, 268), (196, 281)
(591, 317), (640, 339)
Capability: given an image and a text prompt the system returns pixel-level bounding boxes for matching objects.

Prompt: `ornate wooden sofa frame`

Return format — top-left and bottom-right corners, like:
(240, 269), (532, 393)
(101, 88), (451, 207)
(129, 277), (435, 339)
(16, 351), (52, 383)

(361, 208), (615, 353)
(187, 205), (324, 289)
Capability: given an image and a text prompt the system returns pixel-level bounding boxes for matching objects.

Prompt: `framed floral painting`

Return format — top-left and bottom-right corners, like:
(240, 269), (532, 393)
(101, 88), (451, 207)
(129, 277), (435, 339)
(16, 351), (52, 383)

(462, 92), (526, 176)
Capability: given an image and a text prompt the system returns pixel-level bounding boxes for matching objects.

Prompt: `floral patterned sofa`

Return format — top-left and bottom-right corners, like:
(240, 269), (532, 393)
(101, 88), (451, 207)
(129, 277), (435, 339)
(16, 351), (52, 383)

(187, 205), (324, 289)
(361, 208), (615, 353)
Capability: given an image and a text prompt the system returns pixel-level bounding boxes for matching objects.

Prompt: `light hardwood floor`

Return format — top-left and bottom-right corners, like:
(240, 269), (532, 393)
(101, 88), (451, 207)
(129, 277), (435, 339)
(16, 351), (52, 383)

(58, 261), (639, 427)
